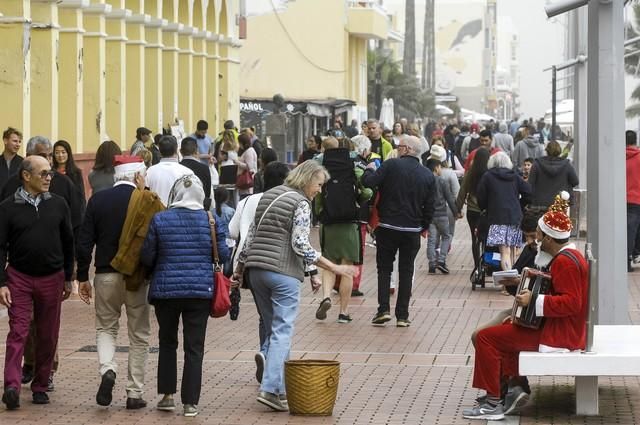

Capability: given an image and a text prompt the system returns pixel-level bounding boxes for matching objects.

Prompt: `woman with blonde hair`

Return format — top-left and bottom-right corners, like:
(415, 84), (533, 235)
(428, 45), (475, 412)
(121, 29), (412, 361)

(234, 160), (357, 412)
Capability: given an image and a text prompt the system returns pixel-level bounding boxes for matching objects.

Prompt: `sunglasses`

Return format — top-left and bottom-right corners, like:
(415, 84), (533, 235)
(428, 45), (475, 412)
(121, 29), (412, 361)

(33, 170), (55, 179)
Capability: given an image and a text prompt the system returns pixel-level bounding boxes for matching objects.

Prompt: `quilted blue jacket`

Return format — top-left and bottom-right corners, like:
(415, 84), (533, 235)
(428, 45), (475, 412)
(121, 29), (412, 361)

(141, 208), (230, 300)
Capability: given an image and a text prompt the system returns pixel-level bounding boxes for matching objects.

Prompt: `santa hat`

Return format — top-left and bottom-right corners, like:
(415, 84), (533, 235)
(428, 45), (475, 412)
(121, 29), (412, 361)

(113, 155), (145, 175)
(538, 191), (572, 239)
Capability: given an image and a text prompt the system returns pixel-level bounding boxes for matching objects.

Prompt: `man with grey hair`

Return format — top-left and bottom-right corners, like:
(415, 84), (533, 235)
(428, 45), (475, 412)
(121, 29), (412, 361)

(76, 155), (151, 409)
(0, 155), (74, 409)
(1, 136), (82, 391)
(362, 135), (436, 327)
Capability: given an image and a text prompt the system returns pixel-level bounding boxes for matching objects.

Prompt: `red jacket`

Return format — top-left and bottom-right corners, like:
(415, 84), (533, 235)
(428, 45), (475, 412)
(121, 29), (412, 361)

(627, 146), (640, 205)
(540, 248), (589, 351)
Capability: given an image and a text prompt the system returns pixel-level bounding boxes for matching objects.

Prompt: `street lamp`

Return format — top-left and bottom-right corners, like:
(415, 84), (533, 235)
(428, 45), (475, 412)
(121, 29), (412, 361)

(544, 0), (589, 18)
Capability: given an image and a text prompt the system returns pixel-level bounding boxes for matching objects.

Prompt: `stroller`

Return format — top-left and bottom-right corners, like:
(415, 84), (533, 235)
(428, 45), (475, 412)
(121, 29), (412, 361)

(469, 213), (502, 290)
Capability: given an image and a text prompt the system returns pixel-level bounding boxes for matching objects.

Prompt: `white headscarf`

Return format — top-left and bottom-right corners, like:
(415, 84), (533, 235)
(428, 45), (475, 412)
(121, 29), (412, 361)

(167, 175), (204, 210)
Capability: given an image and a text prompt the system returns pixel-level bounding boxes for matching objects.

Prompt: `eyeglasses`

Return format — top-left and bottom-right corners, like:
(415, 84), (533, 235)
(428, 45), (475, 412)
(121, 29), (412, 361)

(33, 170), (55, 179)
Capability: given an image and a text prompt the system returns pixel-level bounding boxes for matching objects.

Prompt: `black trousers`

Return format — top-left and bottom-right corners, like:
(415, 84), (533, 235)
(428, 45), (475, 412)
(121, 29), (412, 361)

(375, 227), (421, 320)
(467, 210), (482, 268)
(154, 298), (210, 405)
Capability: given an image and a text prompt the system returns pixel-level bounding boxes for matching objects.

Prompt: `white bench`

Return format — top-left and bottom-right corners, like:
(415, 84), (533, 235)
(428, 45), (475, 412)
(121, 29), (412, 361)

(519, 325), (640, 415)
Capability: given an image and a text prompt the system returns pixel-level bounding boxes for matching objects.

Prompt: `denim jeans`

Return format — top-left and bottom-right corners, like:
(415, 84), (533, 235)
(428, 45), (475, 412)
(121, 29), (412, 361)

(248, 268), (301, 395)
(427, 216), (452, 266)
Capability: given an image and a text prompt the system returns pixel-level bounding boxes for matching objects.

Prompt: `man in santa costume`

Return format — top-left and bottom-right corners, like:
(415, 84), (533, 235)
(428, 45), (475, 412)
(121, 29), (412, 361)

(463, 191), (589, 421)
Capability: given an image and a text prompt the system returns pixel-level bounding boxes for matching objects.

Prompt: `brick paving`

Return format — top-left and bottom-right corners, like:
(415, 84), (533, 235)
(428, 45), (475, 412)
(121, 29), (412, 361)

(0, 225), (639, 424)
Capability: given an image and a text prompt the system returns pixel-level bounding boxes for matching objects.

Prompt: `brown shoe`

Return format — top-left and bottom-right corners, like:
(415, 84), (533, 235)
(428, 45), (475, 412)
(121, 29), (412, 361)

(126, 398), (147, 410)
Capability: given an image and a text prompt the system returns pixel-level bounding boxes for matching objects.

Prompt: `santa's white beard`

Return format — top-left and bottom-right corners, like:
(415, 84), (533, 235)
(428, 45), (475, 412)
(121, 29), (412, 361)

(534, 241), (554, 268)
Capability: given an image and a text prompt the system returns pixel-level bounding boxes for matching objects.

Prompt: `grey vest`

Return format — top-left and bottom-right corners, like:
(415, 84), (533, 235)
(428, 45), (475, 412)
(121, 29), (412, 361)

(245, 185), (309, 281)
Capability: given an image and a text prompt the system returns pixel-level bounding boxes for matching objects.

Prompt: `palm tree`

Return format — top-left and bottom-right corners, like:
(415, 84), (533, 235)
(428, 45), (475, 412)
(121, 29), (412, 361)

(403, 0), (416, 77)
(625, 4), (640, 117)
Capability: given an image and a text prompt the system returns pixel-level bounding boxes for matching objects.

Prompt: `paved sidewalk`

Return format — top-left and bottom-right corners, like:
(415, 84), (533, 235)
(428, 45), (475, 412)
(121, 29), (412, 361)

(0, 226), (639, 424)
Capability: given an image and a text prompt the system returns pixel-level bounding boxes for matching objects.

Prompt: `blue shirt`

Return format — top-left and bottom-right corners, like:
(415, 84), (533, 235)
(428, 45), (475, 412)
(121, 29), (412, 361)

(191, 133), (214, 165)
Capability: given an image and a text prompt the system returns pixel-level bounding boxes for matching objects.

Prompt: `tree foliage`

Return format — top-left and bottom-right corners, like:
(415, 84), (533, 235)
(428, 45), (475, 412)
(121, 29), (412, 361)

(367, 49), (435, 121)
(625, 4), (640, 117)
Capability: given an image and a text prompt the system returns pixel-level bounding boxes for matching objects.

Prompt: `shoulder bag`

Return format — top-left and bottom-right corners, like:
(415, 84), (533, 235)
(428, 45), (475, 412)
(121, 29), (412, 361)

(208, 211), (232, 318)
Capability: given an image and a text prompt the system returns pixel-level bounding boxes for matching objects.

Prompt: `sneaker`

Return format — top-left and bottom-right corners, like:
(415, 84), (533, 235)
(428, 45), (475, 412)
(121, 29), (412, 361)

(47, 373), (54, 392)
(396, 319), (411, 327)
(157, 395), (175, 411)
(371, 311), (392, 325)
(436, 262), (450, 274)
(337, 314), (353, 323)
(254, 352), (265, 384)
(21, 365), (34, 384)
(462, 402), (505, 420)
(32, 392), (49, 405)
(428, 266), (436, 274)
(315, 297), (331, 320)
(96, 370), (116, 406)
(126, 397), (147, 410)
(257, 391), (288, 412)
(2, 387), (20, 410)
(503, 386), (529, 415)
(351, 289), (364, 297)
(183, 404), (199, 417)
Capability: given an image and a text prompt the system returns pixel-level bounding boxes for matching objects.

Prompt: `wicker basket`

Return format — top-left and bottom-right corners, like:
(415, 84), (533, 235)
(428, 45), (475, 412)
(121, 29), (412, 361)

(284, 359), (340, 416)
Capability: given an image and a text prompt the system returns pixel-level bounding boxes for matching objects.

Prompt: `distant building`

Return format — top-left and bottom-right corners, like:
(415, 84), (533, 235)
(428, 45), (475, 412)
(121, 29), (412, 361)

(496, 15), (521, 120)
(240, 0), (401, 161)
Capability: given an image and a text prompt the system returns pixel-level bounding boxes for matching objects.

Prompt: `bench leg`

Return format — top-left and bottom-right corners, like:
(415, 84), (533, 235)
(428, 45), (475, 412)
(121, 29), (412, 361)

(575, 376), (598, 415)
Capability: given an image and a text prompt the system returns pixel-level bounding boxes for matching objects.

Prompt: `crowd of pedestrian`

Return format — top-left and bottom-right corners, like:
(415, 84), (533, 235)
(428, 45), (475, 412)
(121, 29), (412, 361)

(0, 113), (602, 420)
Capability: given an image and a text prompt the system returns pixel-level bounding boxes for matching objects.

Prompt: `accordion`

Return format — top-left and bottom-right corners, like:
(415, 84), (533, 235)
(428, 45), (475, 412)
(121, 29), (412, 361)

(511, 267), (552, 329)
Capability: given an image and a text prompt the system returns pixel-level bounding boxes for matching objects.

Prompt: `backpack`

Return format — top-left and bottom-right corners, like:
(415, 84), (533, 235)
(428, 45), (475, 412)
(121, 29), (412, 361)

(320, 148), (359, 224)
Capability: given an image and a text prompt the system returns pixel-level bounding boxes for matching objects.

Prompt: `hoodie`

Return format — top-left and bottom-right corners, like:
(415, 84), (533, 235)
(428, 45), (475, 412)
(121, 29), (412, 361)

(513, 136), (545, 170)
(529, 156), (579, 208)
(627, 146), (640, 205)
(493, 123), (514, 157)
(476, 167), (531, 226)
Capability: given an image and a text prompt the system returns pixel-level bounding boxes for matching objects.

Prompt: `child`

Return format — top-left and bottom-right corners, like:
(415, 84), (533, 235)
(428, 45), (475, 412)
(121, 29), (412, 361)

(522, 157), (533, 181)
(425, 158), (461, 274)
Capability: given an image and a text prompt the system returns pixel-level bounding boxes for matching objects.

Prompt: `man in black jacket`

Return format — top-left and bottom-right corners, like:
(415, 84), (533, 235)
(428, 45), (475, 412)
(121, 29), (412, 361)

(76, 155), (150, 410)
(180, 137), (212, 210)
(2, 136), (83, 390)
(362, 135), (436, 327)
(0, 156), (74, 409)
(0, 127), (23, 192)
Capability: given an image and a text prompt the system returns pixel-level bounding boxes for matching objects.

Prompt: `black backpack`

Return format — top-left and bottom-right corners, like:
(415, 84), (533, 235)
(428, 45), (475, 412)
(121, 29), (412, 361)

(320, 148), (359, 224)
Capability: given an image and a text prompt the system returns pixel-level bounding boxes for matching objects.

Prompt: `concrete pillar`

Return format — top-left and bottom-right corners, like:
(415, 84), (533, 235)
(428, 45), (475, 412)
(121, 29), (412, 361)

(218, 40), (230, 124)
(0, 1), (31, 139)
(144, 15), (166, 133)
(192, 29), (207, 125)
(205, 33), (219, 131)
(125, 10), (149, 148)
(162, 21), (181, 129)
(30, 1), (59, 141)
(105, 3), (129, 145)
(82, 1), (111, 153)
(178, 26), (195, 133)
(57, 1), (86, 149)
(586, 0), (628, 324)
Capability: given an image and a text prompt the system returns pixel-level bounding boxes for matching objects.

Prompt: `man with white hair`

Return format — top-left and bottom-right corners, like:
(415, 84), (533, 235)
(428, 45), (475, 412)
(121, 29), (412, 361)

(362, 135), (436, 327)
(76, 155), (151, 409)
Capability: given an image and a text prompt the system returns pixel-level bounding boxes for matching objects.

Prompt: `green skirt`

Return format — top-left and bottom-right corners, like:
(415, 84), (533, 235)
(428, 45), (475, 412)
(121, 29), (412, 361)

(319, 222), (362, 265)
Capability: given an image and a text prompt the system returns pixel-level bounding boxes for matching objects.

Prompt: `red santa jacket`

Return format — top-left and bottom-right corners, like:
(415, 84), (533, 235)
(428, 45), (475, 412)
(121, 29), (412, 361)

(540, 248), (589, 351)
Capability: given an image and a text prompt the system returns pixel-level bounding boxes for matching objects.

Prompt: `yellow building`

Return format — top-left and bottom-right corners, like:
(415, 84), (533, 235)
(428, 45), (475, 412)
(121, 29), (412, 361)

(240, 0), (397, 140)
(0, 0), (242, 160)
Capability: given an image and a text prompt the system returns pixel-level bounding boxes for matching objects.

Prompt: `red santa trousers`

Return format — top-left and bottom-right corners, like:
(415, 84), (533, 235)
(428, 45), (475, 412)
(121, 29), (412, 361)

(473, 322), (542, 397)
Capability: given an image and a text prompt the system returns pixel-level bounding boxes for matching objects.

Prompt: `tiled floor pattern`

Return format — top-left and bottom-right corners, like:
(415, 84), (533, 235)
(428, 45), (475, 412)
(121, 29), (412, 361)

(0, 226), (639, 424)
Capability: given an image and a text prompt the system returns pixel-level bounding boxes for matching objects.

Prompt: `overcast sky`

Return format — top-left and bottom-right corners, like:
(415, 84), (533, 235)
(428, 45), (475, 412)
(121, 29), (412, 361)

(498, 0), (566, 119)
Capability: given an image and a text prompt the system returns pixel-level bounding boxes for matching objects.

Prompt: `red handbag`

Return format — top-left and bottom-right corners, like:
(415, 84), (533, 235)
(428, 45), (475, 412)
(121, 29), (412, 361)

(208, 212), (231, 318)
(236, 169), (254, 190)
